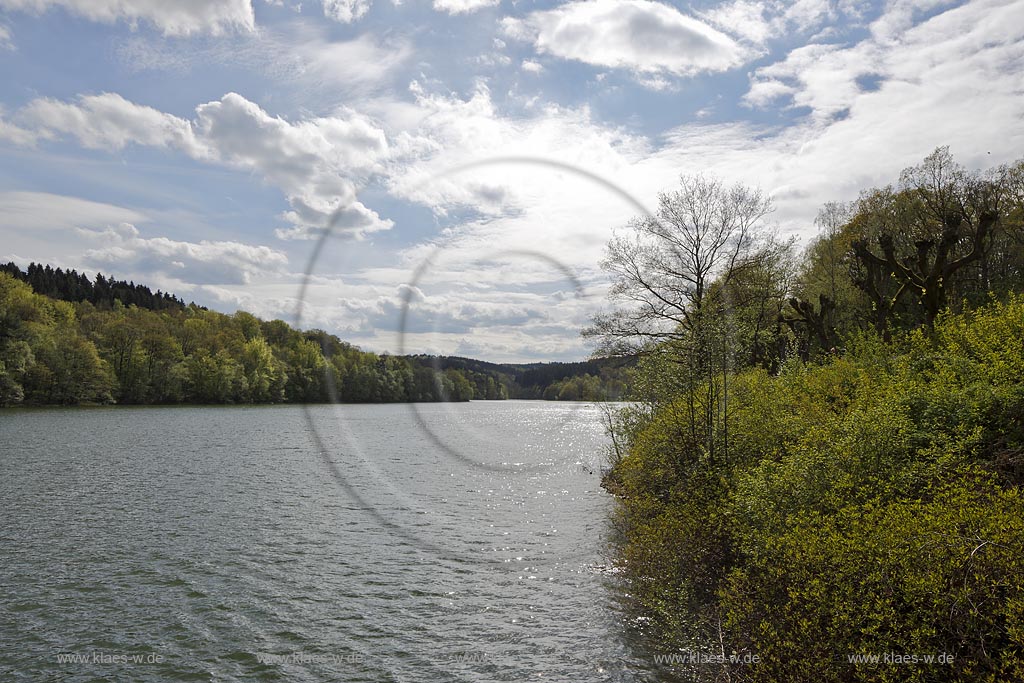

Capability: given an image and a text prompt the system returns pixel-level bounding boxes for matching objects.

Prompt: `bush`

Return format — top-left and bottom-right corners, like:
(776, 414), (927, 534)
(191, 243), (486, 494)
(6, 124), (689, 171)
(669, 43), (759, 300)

(606, 296), (1024, 680)
(722, 475), (1024, 682)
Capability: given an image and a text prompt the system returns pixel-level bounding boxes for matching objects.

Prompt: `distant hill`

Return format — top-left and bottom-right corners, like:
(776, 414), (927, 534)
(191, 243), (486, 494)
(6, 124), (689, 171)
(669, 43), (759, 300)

(407, 355), (636, 400)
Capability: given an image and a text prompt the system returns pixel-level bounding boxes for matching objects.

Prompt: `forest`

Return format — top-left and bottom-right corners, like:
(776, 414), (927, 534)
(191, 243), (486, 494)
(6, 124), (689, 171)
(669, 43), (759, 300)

(1, 261), (188, 311)
(0, 264), (630, 406)
(594, 148), (1024, 681)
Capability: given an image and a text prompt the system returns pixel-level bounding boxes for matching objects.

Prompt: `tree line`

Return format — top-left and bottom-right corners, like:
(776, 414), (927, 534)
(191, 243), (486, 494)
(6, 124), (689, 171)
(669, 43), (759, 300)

(1, 262), (188, 311)
(0, 271), (631, 406)
(588, 147), (1023, 366)
(0, 276), (497, 406)
(594, 148), (1024, 681)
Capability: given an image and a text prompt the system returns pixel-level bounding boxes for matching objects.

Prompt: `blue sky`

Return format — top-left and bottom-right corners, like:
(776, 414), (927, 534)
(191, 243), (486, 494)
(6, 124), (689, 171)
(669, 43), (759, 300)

(1, 0), (1022, 361)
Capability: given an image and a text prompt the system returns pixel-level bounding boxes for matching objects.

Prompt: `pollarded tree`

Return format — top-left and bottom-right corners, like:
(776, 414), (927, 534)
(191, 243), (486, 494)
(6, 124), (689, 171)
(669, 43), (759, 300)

(849, 148), (1002, 333)
(584, 174), (776, 358)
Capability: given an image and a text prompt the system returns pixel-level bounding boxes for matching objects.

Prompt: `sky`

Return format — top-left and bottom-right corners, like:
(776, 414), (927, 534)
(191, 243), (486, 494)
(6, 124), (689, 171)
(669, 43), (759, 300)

(0, 0), (1021, 362)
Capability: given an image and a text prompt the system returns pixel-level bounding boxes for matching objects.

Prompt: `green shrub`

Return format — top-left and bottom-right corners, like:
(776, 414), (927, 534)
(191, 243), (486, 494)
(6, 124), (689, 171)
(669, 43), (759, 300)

(607, 295), (1024, 679)
(722, 474), (1024, 682)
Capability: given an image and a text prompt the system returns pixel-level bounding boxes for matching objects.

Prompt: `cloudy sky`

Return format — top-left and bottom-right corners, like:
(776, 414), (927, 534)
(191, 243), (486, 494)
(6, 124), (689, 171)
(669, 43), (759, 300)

(0, 0), (1021, 361)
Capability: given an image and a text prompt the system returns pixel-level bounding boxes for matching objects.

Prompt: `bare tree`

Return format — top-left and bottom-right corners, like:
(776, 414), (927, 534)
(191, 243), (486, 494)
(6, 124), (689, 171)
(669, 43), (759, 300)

(584, 174), (775, 357)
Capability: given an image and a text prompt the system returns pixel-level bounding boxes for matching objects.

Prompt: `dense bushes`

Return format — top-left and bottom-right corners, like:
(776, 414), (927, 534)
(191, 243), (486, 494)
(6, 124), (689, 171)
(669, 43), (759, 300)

(723, 477), (1024, 682)
(596, 151), (1024, 680)
(606, 297), (1024, 681)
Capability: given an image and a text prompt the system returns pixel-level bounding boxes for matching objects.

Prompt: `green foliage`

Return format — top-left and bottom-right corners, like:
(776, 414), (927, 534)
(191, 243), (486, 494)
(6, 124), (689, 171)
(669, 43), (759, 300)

(1, 270), (616, 407)
(533, 362), (632, 398)
(784, 149), (1024, 352)
(1, 261), (187, 310)
(541, 373), (605, 400)
(240, 336), (286, 402)
(590, 148), (1024, 679)
(606, 296), (1024, 680)
(25, 324), (114, 405)
(722, 475), (1024, 682)
(0, 274), (114, 405)
(0, 271), (518, 406)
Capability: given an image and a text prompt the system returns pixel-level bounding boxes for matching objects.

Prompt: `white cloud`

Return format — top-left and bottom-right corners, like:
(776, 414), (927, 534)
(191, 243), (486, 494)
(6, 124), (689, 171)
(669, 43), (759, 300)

(502, 0), (748, 82)
(193, 92), (393, 237)
(0, 110), (41, 146)
(0, 192), (271, 295)
(779, 0), (836, 33)
(869, 0), (961, 43)
(79, 222), (288, 285)
(321, 0), (371, 22)
(432, 0), (499, 15)
(293, 33), (412, 92)
(0, 191), (287, 287)
(0, 23), (12, 49)
(0, 190), (147, 232)
(0, 0), (255, 35)
(381, 260), (602, 361)
(743, 41), (881, 118)
(390, 81), (652, 222)
(474, 50), (512, 68)
(24, 92), (206, 154)
(116, 28), (412, 101)
(521, 59), (544, 74)
(368, 84), (656, 359)
(742, 78), (797, 107)
(15, 91), (394, 239)
(655, 0), (1024, 232)
(701, 0), (771, 44)
(742, 0), (1022, 125)
(702, 0), (870, 44)
(263, 258), (604, 360)
(636, 74), (674, 91)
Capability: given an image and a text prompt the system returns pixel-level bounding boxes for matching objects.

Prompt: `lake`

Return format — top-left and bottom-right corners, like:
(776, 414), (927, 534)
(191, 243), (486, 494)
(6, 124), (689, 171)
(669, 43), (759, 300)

(0, 402), (672, 682)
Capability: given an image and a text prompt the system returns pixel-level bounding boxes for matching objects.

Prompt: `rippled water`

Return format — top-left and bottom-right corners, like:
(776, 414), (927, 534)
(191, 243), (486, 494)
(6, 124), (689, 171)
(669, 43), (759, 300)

(1, 402), (672, 682)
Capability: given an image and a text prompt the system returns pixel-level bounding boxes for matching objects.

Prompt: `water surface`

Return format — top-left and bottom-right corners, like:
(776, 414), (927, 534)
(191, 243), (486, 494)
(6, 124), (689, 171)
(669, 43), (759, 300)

(1, 402), (668, 681)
